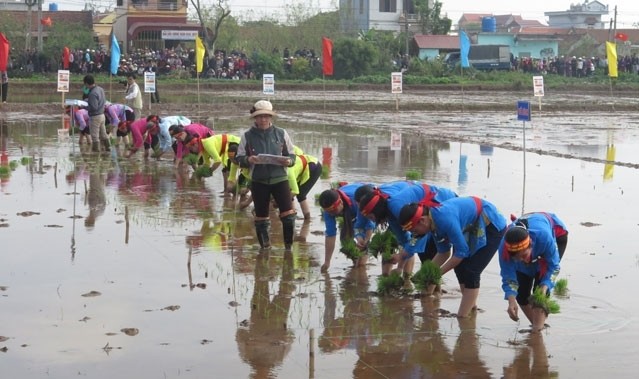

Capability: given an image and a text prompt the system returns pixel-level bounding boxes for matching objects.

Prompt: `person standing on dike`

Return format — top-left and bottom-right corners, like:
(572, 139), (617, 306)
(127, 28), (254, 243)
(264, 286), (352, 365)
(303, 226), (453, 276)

(235, 100), (297, 251)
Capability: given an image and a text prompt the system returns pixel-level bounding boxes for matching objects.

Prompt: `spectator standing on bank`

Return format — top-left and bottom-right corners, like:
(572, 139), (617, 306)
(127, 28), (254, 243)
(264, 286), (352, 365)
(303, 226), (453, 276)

(124, 73), (143, 120)
(83, 75), (110, 152)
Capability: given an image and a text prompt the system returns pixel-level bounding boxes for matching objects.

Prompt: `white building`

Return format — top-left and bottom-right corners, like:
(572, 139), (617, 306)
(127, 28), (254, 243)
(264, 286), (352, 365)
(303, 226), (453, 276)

(544, 0), (609, 29)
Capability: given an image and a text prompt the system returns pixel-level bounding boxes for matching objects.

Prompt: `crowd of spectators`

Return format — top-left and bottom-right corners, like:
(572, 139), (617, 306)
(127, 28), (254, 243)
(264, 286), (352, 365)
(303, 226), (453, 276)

(7, 44), (639, 79)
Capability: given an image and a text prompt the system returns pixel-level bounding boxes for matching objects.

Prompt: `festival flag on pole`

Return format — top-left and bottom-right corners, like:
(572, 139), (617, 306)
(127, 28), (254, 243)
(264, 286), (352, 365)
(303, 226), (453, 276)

(110, 31), (120, 75)
(0, 32), (10, 72)
(606, 41), (618, 78)
(62, 46), (70, 69)
(460, 31), (471, 68)
(322, 37), (333, 76)
(195, 36), (205, 74)
(614, 32), (629, 42)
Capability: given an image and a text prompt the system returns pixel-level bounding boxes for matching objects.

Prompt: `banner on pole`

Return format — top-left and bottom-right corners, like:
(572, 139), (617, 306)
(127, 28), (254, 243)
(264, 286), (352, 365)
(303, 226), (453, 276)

(57, 70), (70, 93)
(391, 72), (403, 94)
(263, 74), (275, 95)
(144, 72), (156, 93)
(533, 76), (544, 97)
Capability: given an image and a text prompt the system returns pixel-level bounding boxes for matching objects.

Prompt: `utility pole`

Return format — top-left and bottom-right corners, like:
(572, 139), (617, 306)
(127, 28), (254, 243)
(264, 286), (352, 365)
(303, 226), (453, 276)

(37, 0), (43, 51)
(24, 0), (39, 51)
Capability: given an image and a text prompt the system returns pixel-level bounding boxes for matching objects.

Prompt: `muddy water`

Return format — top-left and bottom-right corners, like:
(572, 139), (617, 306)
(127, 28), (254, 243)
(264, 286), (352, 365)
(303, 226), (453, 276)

(1, 106), (638, 378)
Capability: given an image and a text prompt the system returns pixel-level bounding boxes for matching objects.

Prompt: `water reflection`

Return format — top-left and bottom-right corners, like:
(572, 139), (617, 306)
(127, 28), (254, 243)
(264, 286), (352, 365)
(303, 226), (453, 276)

(502, 333), (557, 379)
(236, 251), (296, 379)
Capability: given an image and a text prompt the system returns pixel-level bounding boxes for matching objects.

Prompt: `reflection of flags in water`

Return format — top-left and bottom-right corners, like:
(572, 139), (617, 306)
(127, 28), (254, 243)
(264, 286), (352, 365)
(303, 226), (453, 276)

(110, 31), (120, 75)
(606, 41), (617, 78)
(458, 154), (468, 186)
(195, 36), (205, 74)
(603, 144), (616, 181)
(460, 31), (470, 68)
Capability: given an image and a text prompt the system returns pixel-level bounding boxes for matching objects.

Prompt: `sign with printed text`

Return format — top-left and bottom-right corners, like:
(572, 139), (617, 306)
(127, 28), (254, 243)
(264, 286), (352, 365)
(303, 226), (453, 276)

(391, 72), (403, 94)
(533, 75), (544, 97)
(262, 74), (275, 95)
(144, 72), (156, 93)
(161, 30), (198, 40)
(57, 70), (70, 93)
(517, 100), (531, 121)
(390, 132), (402, 151)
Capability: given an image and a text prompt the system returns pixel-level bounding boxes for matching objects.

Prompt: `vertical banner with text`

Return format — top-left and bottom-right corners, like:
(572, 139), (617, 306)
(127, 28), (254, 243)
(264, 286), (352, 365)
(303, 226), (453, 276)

(263, 74), (275, 95)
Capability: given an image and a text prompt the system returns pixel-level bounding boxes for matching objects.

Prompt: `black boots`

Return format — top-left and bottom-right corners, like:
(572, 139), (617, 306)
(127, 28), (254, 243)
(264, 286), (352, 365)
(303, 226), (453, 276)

(281, 214), (295, 251)
(254, 220), (271, 250)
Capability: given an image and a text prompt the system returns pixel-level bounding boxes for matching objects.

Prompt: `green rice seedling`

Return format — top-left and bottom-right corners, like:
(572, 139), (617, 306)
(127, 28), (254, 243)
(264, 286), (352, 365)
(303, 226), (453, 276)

(377, 272), (405, 295)
(194, 166), (213, 178)
(21, 156), (33, 165)
(183, 153), (199, 165)
(411, 261), (442, 291)
(0, 165), (10, 176)
(368, 229), (398, 262)
(405, 169), (422, 180)
(339, 238), (364, 261)
(553, 278), (569, 297)
(529, 287), (560, 315)
(9, 160), (18, 170)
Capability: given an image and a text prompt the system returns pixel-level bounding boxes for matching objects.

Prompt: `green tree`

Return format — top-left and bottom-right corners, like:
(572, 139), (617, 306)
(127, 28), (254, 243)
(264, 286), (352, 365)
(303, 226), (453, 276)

(332, 38), (378, 79)
(415, 0), (451, 35)
(250, 50), (284, 79)
(190, 0), (232, 57)
(44, 22), (94, 68)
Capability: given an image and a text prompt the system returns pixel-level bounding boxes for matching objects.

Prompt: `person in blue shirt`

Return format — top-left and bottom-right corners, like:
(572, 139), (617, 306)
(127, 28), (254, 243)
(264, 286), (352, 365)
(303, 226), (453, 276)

(499, 212), (568, 332)
(318, 182), (376, 272)
(145, 114), (191, 160)
(358, 181), (457, 276)
(398, 196), (507, 318)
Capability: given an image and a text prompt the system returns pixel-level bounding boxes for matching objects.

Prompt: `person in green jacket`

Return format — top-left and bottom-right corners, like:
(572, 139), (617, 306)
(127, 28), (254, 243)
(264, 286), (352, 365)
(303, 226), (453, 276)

(235, 100), (297, 251)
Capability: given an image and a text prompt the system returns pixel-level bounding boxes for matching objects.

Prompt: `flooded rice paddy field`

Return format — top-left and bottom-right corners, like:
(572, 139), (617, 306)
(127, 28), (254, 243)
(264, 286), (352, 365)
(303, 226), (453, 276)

(1, 102), (639, 378)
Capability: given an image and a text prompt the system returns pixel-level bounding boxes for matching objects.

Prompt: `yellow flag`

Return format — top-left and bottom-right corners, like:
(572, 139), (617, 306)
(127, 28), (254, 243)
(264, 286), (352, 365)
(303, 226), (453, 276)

(195, 36), (205, 74)
(606, 41), (617, 78)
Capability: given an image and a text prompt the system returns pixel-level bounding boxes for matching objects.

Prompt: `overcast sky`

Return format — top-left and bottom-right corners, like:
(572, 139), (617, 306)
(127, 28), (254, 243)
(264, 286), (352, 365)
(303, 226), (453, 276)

(46, 0), (639, 28)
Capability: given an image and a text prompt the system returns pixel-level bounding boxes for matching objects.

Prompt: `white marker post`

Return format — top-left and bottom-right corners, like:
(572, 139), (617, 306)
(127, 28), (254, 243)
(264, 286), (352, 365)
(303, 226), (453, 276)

(517, 100), (531, 215)
(533, 75), (544, 112)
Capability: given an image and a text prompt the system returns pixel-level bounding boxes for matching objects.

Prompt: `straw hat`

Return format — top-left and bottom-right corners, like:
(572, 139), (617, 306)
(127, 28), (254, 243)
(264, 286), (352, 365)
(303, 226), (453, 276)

(250, 100), (276, 118)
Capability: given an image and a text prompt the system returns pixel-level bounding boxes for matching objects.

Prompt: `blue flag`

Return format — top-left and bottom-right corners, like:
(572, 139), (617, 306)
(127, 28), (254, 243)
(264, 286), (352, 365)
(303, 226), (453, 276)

(460, 31), (470, 68)
(110, 32), (120, 75)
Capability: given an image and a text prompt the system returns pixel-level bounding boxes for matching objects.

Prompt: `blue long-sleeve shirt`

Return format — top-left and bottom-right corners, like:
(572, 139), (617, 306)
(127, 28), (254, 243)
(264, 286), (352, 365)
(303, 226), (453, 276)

(323, 182), (375, 238)
(157, 115), (191, 152)
(430, 196), (507, 259)
(387, 183), (458, 255)
(498, 212), (567, 299)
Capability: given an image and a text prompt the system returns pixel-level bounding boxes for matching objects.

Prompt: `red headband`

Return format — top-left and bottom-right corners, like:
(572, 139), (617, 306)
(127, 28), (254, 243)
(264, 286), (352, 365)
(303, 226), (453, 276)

(323, 196), (342, 212)
(505, 236), (531, 253)
(360, 189), (386, 216)
(401, 205), (424, 231)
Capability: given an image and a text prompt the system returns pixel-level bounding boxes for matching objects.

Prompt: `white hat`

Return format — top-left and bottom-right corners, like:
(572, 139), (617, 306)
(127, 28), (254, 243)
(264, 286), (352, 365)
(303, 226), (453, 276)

(250, 100), (276, 118)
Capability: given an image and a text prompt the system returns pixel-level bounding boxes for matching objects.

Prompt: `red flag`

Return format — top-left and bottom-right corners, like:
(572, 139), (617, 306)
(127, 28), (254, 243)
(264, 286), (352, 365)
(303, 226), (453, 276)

(63, 46), (70, 69)
(322, 37), (333, 76)
(615, 32), (629, 42)
(0, 32), (9, 72)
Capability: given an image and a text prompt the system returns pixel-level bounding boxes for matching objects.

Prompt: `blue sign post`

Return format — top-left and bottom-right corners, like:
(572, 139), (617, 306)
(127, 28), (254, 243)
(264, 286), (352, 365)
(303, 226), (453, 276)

(517, 100), (531, 121)
(516, 100), (531, 215)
